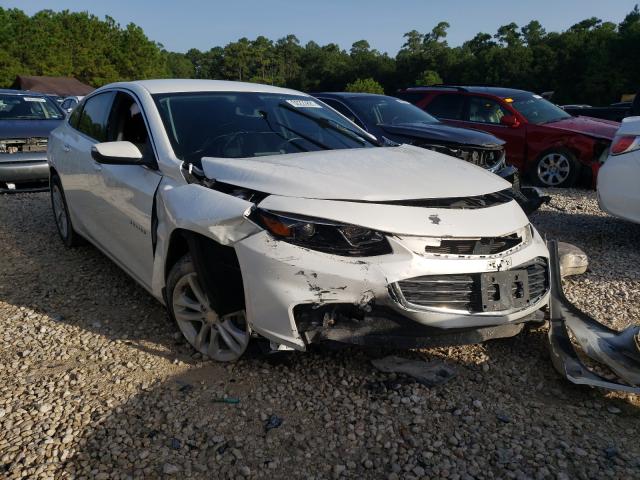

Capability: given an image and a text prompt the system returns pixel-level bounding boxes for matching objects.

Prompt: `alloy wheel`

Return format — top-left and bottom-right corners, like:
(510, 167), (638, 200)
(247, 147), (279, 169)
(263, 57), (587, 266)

(537, 152), (571, 186)
(172, 272), (250, 361)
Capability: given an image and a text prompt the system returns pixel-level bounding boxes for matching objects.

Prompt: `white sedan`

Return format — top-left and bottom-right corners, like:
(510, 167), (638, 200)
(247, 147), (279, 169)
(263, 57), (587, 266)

(48, 80), (550, 361)
(598, 116), (640, 224)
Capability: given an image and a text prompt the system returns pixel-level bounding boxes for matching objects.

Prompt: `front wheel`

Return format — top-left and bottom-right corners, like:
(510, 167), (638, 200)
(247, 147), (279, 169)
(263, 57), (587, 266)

(167, 255), (250, 362)
(532, 149), (581, 188)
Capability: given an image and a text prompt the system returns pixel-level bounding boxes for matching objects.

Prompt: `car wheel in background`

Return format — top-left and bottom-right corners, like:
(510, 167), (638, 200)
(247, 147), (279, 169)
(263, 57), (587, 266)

(50, 174), (83, 247)
(167, 255), (250, 362)
(533, 149), (581, 187)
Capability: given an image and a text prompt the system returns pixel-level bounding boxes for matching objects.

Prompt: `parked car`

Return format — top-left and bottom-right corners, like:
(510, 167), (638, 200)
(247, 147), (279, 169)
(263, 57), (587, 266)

(49, 79), (553, 362)
(397, 86), (619, 187)
(60, 95), (83, 114)
(597, 116), (640, 223)
(312, 92), (510, 173)
(563, 91), (639, 123)
(0, 89), (65, 192)
(312, 92), (547, 213)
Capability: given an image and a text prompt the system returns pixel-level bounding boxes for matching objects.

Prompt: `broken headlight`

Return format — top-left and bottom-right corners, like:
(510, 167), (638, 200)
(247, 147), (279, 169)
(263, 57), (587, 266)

(250, 209), (392, 257)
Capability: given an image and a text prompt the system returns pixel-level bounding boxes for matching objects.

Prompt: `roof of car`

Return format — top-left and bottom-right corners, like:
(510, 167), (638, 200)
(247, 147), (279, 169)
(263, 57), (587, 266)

(405, 85), (532, 98)
(313, 92), (387, 99)
(100, 79), (306, 96)
(0, 89), (49, 96)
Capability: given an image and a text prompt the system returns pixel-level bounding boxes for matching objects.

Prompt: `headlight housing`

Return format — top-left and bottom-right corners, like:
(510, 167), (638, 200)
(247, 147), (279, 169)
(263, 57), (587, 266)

(250, 208), (392, 257)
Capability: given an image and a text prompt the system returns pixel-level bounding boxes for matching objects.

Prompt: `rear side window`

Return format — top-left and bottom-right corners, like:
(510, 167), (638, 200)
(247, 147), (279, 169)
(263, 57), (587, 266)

(77, 92), (114, 142)
(68, 102), (83, 128)
(468, 96), (509, 124)
(425, 94), (466, 120)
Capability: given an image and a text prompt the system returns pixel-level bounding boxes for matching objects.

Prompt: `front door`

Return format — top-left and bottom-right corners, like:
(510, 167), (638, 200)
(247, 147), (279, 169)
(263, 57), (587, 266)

(91, 91), (162, 288)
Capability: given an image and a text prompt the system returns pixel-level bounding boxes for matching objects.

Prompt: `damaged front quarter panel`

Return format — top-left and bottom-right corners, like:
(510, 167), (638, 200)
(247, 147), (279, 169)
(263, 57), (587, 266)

(151, 177), (260, 301)
(547, 240), (640, 394)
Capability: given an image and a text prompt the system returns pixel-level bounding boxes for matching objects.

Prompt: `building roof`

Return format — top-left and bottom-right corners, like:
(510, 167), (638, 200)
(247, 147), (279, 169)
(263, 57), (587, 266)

(11, 76), (95, 96)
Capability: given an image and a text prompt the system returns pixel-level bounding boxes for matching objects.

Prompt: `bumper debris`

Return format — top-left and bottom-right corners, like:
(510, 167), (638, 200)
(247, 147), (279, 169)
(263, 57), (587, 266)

(547, 239), (640, 394)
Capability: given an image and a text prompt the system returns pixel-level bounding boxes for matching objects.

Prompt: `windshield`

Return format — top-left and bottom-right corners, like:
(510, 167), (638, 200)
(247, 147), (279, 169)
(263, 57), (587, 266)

(510, 94), (570, 125)
(348, 96), (439, 126)
(153, 92), (377, 165)
(0, 94), (64, 120)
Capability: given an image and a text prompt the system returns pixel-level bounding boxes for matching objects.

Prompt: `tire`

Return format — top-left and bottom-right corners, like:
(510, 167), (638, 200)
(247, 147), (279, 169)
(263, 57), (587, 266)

(166, 254), (250, 362)
(531, 149), (581, 188)
(50, 174), (83, 247)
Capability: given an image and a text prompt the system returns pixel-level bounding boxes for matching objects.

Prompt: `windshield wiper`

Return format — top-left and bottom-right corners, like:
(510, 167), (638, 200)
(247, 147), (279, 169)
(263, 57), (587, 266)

(278, 102), (378, 146)
(259, 110), (331, 151)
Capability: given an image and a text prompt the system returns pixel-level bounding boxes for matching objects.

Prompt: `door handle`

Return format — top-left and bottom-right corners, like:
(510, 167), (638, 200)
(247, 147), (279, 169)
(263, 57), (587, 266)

(62, 144), (71, 152)
(93, 162), (102, 171)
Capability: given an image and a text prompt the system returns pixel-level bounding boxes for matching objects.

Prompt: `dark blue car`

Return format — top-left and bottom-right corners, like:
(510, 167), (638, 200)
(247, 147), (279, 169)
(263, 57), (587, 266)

(313, 92), (513, 174)
(0, 89), (65, 192)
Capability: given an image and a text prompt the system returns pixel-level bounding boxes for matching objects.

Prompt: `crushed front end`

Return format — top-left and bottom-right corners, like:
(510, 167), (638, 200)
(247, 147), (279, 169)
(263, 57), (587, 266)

(233, 192), (550, 350)
(0, 137), (50, 192)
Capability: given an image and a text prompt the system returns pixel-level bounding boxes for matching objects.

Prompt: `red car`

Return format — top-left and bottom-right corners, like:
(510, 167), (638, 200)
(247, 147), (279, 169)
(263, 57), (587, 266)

(397, 86), (619, 187)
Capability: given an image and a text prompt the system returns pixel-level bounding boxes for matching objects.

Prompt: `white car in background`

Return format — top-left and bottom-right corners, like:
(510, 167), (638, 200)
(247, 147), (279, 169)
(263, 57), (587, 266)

(47, 79), (551, 362)
(598, 116), (640, 224)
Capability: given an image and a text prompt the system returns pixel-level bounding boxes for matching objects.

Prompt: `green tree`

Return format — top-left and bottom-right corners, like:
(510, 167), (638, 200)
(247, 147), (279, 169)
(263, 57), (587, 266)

(344, 78), (384, 94)
(416, 70), (442, 86)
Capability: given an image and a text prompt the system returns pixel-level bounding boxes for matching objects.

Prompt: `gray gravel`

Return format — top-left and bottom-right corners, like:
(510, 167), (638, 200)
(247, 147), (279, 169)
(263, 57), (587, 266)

(0, 189), (639, 480)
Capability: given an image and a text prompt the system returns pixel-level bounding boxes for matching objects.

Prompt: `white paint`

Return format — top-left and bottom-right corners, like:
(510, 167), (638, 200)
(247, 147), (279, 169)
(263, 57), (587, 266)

(202, 144), (510, 201)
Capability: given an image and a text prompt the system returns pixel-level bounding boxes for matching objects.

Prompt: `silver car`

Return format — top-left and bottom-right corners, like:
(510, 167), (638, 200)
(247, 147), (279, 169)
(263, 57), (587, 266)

(0, 89), (64, 192)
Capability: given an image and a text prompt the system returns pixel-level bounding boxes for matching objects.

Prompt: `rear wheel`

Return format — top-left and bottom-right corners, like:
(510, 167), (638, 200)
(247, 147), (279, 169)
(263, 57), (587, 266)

(167, 255), (250, 362)
(532, 149), (581, 187)
(50, 174), (83, 247)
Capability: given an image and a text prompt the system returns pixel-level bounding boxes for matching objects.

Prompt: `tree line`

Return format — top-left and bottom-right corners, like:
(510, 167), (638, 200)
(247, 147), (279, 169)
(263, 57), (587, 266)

(1, 6), (639, 104)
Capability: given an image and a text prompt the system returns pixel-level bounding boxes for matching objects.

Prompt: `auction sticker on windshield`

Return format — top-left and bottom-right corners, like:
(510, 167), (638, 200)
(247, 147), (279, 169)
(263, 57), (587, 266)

(286, 99), (322, 108)
(24, 97), (47, 102)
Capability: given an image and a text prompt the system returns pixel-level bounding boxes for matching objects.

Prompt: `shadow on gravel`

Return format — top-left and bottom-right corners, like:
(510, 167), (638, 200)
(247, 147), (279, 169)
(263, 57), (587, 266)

(0, 192), (189, 365)
(60, 329), (640, 479)
(2, 193), (640, 478)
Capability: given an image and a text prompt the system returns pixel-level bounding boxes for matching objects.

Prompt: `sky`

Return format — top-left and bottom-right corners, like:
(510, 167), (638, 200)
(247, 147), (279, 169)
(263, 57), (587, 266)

(4, 0), (639, 54)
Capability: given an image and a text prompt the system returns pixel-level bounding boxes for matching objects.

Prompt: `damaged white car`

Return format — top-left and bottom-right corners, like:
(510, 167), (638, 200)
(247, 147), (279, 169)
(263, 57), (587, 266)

(47, 80), (639, 392)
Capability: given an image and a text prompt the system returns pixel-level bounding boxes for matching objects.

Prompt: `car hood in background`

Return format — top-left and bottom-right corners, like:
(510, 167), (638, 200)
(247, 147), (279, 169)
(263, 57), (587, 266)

(201, 145), (510, 202)
(0, 119), (63, 139)
(545, 116), (619, 140)
(379, 122), (505, 148)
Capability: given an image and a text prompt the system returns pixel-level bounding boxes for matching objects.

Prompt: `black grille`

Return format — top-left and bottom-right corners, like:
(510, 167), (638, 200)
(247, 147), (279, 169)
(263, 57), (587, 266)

(374, 189), (514, 209)
(425, 233), (522, 256)
(396, 257), (549, 313)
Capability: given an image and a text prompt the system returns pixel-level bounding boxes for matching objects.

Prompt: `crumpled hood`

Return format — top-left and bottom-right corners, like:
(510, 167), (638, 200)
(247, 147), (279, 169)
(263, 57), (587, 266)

(545, 116), (619, 140)
(201, 145), (510, 201)
(0, 119), (63, 139)
(380, 122), (505, 148)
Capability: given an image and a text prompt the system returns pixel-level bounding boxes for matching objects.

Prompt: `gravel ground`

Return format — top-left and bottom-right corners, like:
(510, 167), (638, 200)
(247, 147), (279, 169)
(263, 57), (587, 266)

(0, 189), (639, 480)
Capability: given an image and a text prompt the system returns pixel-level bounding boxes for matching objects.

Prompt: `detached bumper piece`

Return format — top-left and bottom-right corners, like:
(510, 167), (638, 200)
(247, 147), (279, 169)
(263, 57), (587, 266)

(547, 240), (640, 394)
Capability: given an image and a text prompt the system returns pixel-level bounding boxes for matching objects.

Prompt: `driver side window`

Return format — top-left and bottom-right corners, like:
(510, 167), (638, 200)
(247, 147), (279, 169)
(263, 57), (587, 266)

(107, 92), (156, 166)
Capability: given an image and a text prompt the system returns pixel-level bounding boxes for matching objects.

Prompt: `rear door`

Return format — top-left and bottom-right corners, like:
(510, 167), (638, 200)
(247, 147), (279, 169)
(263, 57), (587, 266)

(90, 90), (162, 287)
(61, 91), (115, 238)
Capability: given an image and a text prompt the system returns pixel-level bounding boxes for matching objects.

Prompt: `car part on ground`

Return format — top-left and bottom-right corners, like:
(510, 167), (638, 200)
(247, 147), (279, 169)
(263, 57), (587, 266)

(0, 89), (64, 192)
(396, 85), (618, 188)
(557, 241), (588, 277)
(597, 116), (640, 224)
(547, 240), (640, 394)
(370, 355), (456, 387)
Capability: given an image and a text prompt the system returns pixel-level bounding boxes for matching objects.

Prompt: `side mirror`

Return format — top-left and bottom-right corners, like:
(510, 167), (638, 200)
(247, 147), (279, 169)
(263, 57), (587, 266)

(500, 115), (520, 128)
(91, 141), (143, 165)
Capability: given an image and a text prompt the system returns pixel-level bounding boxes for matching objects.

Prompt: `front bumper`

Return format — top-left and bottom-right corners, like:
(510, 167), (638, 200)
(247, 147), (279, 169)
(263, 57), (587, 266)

(0, 152), (49, 192)
(597, 154), (640, 224)
(235, 229), (550, 350)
